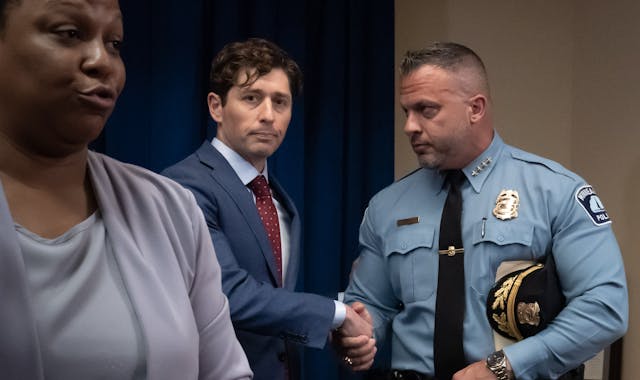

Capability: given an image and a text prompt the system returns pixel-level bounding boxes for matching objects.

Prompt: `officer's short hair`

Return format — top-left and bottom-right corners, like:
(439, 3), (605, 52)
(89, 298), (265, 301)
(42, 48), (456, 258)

(400, 42), (490, 95)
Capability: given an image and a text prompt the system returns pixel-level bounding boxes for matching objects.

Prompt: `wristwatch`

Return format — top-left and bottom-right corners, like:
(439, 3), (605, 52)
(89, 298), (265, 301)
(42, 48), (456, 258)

(486, 350), (515, 380)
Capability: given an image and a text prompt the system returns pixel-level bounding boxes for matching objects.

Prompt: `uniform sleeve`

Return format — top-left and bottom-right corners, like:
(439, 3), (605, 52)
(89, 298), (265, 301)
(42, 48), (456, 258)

(344, 205), (400, 342)
(188, 199), (253, 380)
(504, 183), (628, 380)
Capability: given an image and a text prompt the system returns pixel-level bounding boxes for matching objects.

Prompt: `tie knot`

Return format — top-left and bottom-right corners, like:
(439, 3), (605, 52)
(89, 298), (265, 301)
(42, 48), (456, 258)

(248, 175), (271, 198)
(445, 170), (466, 190)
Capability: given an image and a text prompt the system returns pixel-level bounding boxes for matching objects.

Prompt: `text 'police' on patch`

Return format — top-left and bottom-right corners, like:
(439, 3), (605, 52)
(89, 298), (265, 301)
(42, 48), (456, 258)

(575, 185), (611, 226)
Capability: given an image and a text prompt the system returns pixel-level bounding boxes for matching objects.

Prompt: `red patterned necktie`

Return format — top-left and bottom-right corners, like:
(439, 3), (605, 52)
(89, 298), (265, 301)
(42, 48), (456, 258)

(248, 175), (283, 285)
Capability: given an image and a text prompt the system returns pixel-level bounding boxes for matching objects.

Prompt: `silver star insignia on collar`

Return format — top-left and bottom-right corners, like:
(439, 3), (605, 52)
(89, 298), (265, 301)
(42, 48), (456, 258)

(471, 157), (492, 176)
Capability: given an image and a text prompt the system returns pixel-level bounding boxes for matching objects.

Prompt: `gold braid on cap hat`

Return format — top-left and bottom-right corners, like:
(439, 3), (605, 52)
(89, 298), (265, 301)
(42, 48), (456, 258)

(492, 263), (543, 340)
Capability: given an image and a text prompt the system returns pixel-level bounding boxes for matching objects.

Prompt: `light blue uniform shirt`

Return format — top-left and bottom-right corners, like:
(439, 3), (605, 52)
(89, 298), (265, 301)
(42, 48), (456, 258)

(345, 133), (628, 379)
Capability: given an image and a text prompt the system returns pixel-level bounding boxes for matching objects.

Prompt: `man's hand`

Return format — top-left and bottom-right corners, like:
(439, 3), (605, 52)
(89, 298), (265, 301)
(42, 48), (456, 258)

(337, 334), (376, 371)
(339, 301), (373, 337)
(452, 361), (497, 380)
(332, 302), (376, 371)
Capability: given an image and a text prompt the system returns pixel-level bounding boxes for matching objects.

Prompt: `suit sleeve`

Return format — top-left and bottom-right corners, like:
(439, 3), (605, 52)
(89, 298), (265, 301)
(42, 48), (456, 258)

(164, 165), (336, 349)
(186, 194), (253, 380)
(503, 182), (628, 380)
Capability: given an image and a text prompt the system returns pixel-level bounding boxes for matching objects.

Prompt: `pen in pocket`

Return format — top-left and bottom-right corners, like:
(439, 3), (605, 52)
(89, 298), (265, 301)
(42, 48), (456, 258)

(481, 217), (487, 238)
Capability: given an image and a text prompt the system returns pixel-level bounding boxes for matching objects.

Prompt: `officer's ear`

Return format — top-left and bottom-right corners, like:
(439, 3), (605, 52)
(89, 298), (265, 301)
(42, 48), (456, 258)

(468, 94), (487, 124)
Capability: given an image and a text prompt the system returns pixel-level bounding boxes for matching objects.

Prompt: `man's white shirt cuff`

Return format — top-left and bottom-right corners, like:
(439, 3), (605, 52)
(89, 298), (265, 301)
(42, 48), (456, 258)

(333, 300), (347, 329)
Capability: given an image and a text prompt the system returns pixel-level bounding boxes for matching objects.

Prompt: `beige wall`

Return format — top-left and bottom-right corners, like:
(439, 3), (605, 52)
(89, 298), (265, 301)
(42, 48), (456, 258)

(395, 1), (638, 379)
(573, 2), (640, 378)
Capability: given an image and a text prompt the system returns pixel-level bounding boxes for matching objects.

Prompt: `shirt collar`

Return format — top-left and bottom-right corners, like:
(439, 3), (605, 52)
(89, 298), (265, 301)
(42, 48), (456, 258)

(212, 138), (269, 185)
(462, 131), (505, 193)
(434, 132), (505, 194)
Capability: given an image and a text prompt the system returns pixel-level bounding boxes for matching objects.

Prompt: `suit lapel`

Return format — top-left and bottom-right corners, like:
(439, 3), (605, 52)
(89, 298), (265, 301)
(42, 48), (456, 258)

(195, 143), (283, 286)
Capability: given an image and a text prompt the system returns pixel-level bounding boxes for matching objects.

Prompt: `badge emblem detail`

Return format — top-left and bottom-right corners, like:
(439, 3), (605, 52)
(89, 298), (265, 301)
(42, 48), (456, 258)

(493, 190), (519, 220)
(517, 302), (541, 326)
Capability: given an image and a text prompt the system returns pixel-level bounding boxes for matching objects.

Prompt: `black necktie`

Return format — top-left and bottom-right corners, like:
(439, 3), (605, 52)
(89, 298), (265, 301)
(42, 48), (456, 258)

(434, 170), (466, 380)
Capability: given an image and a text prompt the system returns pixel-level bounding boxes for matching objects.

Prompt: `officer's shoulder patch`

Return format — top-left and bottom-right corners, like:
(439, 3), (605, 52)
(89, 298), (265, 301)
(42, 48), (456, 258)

(575, 185), (611, 226)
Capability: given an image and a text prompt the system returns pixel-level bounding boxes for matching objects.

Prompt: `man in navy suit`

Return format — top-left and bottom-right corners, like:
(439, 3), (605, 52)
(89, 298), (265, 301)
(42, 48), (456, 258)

(162, 38), (375, 380)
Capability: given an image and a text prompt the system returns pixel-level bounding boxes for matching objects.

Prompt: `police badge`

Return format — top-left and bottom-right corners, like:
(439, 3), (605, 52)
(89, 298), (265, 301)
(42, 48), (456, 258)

(493, 189), (519, 220)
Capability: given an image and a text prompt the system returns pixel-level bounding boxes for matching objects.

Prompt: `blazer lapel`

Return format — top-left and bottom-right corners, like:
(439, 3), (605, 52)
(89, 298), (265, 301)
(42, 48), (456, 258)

(195, 143), (282, 286)
(0, 182), (44, 379)
(87, 153), (182, 380)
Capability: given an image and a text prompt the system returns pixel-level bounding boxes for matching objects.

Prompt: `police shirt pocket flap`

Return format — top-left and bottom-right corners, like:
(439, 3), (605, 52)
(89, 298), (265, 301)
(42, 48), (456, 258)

(473, 220), (534, 246)
(384, 224), (435, 256)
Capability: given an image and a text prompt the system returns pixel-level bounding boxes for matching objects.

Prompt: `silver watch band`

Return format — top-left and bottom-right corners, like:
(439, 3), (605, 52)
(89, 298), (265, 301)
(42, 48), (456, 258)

(486, 350), (514, 380)
(491, 365), (512, 380)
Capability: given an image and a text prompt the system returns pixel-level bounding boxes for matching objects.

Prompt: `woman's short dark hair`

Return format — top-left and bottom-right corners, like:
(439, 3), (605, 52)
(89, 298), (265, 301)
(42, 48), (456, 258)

(209, 38), (303, 104)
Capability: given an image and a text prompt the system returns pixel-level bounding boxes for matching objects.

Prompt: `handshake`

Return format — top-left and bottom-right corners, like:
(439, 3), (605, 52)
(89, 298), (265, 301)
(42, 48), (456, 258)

(332, 302), (377, 371)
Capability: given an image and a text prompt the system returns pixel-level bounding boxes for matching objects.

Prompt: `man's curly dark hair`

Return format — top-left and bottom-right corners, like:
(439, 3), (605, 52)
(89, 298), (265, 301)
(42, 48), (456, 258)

(209, 38), (303, 105)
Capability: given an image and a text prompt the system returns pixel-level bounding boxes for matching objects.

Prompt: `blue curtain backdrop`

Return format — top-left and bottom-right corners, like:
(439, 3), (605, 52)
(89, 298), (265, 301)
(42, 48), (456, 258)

(96, 1), (394, 379)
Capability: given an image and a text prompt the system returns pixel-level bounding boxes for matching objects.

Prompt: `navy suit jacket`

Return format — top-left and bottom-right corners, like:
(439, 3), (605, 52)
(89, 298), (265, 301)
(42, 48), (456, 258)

(162, 141), (335, 380)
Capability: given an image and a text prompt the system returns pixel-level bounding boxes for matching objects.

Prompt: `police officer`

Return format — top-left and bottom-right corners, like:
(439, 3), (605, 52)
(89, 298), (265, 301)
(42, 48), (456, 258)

(344, 42), (628, 380)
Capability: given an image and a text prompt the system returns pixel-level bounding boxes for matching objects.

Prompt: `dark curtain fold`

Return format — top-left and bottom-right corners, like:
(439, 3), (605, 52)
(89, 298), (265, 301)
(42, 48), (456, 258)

(303, 1), (394, 379)
(96, 1), (394, 379)
(97, 1), (208, 172)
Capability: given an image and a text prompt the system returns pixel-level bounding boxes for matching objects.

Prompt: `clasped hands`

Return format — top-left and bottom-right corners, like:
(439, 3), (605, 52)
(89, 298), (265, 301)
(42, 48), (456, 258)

(332, 301), (376, 371)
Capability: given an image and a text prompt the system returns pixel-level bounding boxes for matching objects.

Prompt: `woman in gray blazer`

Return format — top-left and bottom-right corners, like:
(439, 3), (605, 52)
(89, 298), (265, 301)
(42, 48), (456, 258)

(0, 0), (251, 379)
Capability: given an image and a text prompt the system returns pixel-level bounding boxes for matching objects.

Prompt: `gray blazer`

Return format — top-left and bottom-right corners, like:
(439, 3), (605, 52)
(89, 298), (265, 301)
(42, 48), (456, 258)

(0, 151), (252, 380)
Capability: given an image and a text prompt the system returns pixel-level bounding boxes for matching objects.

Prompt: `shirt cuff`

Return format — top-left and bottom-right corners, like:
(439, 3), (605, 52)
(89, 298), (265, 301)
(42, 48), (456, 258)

(332, 300), (347, 329)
